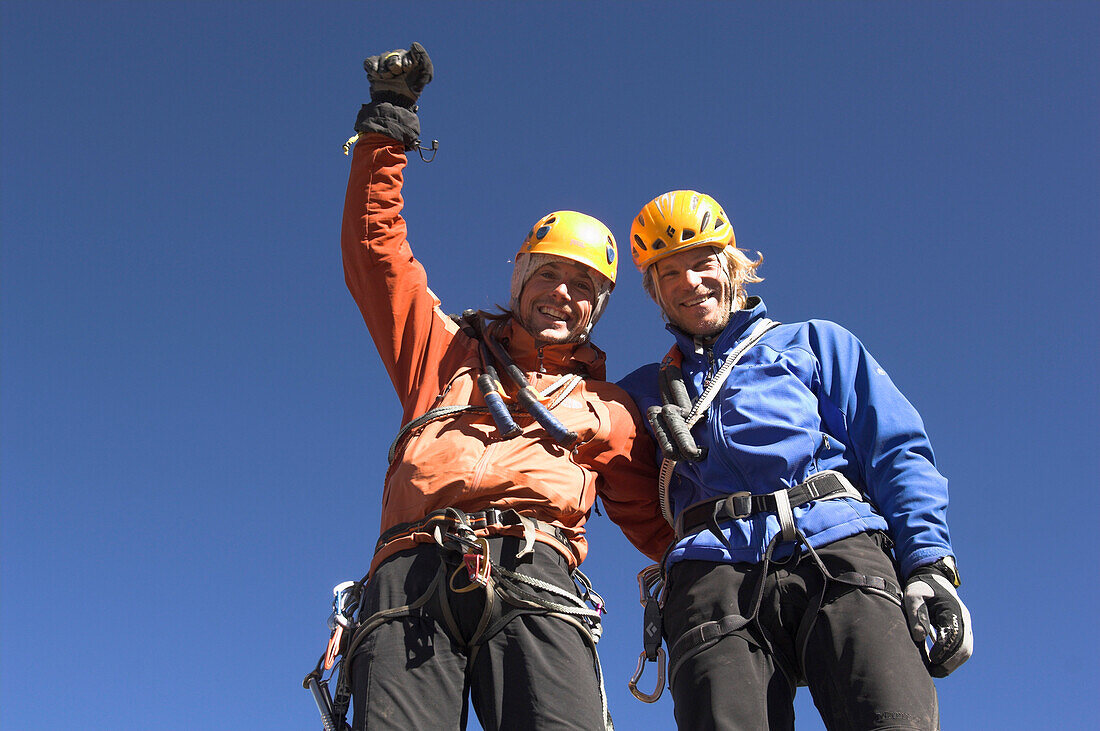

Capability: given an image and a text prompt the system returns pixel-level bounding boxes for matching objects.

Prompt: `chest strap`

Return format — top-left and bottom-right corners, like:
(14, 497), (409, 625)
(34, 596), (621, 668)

(675, 470), (862, 542)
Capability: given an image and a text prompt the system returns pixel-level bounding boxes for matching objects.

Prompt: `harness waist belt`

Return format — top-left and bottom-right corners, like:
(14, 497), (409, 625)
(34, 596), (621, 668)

(376, 507), (571, 556)
(675, 470), (862, 540)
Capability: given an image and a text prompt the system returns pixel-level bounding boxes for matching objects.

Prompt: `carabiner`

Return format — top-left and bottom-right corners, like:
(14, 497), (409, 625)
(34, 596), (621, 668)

(415, 139), (439, 163)
(628, 647), (666, 703)
(450, 536), (491, 593)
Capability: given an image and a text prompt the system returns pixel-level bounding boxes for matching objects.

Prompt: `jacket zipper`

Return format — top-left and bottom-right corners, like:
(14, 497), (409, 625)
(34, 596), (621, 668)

(471, 439), (499, 492)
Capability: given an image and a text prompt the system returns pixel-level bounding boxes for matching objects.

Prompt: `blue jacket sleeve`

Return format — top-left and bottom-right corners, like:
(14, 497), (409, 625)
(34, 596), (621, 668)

(807, 321), (953, 578)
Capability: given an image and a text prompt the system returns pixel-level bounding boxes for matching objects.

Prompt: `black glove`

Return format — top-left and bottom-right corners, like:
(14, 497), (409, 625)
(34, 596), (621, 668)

(353, 43), (433, 151)
(363, 42), (433, 108)
(903, 558), (973, 677)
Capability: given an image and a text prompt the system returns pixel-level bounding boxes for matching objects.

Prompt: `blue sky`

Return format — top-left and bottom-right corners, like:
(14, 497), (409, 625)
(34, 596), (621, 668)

(3, 2), (1097, 729)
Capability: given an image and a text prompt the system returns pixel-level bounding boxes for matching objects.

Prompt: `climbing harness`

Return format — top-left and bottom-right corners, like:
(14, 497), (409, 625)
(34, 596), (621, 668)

(664, 528), (903, 692)
(676, 471), (862, 545)
(648, 318), (779, 525)
(304, 507), (612, 730)
(627, 471), (891, 702)
(374, 506), (577, 563)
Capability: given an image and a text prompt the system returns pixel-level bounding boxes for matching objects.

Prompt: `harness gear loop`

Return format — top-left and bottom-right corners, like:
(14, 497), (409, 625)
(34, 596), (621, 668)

(516, 515), (538, 559)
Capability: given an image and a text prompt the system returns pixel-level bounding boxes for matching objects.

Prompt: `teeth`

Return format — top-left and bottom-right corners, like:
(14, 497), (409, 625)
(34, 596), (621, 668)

(538, 306), (569, 319)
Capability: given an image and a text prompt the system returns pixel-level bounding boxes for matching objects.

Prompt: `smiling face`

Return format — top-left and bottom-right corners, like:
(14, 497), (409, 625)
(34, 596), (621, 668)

(652, 247), (733, 337)
(516, 257), (597, 344)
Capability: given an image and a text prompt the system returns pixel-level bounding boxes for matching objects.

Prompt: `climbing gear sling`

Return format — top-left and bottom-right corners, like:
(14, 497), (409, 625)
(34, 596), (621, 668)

(648, 317), (779, 525)
(385, 311), (583, 465)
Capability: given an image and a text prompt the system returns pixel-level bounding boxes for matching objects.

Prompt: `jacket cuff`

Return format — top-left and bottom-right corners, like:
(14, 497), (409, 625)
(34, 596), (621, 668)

(354, 101), (421, 151)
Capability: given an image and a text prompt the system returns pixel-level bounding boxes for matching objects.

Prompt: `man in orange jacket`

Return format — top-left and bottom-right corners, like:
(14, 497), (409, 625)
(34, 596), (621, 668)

(332, 43), (672, 731)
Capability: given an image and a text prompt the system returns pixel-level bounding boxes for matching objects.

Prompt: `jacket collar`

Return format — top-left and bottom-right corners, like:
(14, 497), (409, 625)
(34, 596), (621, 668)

(667, 296), (769, 362)
(496, 318), (607, 380)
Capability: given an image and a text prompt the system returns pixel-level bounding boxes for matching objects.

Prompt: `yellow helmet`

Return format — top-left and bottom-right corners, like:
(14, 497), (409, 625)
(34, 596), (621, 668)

(630, 190), (735, 272)
(517, 211), (618, 286)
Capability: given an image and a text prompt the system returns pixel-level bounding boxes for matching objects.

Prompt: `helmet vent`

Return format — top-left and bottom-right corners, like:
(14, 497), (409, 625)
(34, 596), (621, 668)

(680, 229), (695, 241)
(633, 234), (647, 251)
(653, 238), (667, 251)
(715, 217), (726, 230)
(700, 211), (711, 231)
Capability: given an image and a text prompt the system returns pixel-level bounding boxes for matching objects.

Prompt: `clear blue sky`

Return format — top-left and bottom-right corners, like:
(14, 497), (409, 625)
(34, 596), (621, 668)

(3, 2), (1097, 729)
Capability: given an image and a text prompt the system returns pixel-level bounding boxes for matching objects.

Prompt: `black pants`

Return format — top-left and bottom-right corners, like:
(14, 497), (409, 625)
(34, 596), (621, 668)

(662, 531), (938, 731)
(349, 538), (606, 730)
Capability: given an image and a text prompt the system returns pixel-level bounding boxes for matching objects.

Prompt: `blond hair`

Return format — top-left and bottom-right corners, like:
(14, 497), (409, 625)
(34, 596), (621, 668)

(642, 245), (764, 316)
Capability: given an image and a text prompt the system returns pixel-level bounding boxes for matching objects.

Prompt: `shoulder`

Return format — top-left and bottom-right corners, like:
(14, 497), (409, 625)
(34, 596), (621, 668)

(615, 362), (663, 408)
(758, 319), (860, 355)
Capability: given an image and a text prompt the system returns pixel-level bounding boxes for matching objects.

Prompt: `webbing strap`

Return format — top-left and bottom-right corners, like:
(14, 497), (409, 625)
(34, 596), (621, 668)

(791, 537), (903, 685)
(386, 372), (585, 463)
(773, 488), (796, 542)
(666, 611), (754, 685)
(675, 470), (863, 540)
(387, 404), (485, 463)
(663, 530), (903, 690)
(374, 507), (573, 561)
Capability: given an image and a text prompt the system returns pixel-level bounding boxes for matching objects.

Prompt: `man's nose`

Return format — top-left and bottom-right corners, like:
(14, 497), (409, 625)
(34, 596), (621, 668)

(551, 281), (572, 300)
(681, 269), (703, 289)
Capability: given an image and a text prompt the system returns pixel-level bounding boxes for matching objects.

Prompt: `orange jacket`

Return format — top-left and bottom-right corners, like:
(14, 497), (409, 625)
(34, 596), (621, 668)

(342, 134), (673, 575)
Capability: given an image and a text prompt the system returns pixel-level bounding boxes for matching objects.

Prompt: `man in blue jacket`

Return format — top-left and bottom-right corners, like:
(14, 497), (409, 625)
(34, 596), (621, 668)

(618, 190), (972, 730)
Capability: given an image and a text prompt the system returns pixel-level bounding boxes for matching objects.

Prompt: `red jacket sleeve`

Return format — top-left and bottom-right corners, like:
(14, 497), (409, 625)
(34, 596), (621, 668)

(341, 133), (459, 419)
(592, 391), (676, 562)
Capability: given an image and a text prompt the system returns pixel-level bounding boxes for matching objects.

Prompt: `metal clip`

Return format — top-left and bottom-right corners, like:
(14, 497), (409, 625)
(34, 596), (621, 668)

(305, 673), (340, 731)
(636, 564), (665, 607)
(628, 646), (666, 703)
(450, 536), (491, 593)
(415, 139), (439, 163)
(628, 564), (667, 702)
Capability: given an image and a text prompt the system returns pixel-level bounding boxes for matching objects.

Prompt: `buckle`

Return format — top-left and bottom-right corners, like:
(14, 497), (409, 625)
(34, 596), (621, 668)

(481, 507), (500, 528)
(720, 491), (753, 519)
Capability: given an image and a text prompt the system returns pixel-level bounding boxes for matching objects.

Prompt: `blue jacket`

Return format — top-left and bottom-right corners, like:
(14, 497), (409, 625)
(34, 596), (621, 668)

(617, 297), (953, 579)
